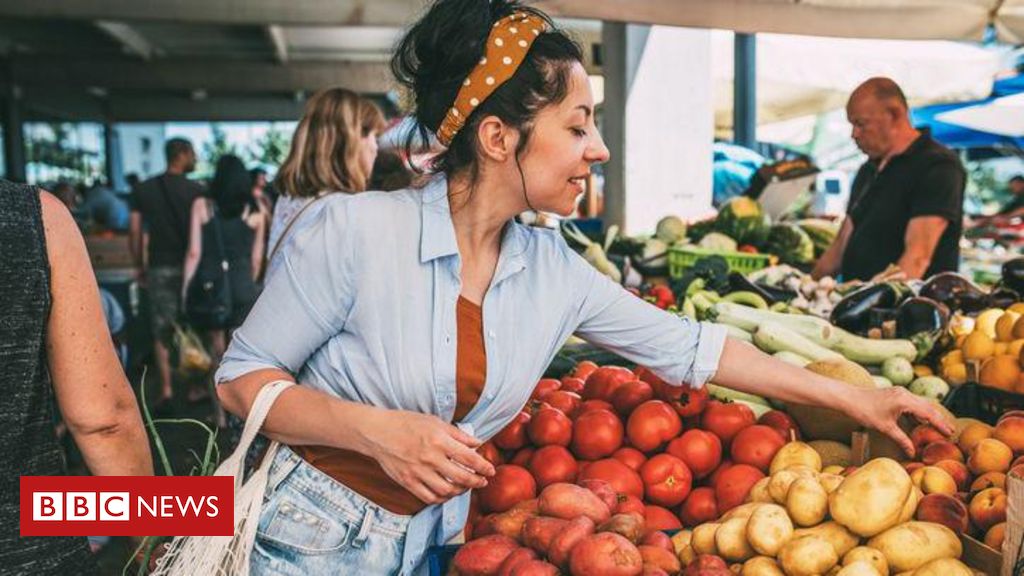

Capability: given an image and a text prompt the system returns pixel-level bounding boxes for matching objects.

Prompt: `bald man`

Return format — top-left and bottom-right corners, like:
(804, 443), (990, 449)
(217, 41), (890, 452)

(812, 78), (965, 281)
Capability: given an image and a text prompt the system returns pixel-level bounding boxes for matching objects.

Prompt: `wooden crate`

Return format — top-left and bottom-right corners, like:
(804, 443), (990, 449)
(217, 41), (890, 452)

(1004, 467), (1024, 575)
(84, 233), (133, 270)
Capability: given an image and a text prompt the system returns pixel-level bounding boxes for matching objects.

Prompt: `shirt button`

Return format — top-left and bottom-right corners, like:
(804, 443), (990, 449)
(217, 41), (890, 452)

(445, 335), (451, 344)
(488, 330), (496, 339)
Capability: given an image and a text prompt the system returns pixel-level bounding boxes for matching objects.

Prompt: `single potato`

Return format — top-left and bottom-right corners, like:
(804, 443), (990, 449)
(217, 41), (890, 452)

(830, 458), (913, 537)
(746, 504), (794, 557)
(778, 535), (839, 576)
(692, 522), (721, 556)
(910, 557), (972, 576)
(837, 560), (882, 576)
(867, 521), (962, 573)
(793, 521), (860, 558)
(717, 517), (756, 562)
(741, 556), (785, 576)
(787, 477), (829, 527)
(843, 546), (889, 576)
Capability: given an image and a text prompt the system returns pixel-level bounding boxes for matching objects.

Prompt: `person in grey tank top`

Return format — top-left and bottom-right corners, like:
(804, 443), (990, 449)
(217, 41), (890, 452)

(0, 182), (153, 575)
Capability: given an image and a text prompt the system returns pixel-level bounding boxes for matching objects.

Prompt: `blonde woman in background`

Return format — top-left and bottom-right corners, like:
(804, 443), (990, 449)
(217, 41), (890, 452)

(266, 88), (386, 278)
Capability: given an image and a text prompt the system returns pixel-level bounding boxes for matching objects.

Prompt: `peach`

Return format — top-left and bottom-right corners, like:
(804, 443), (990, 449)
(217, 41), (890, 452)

(969, 487), (1008, 532)
(910, 466), (958, 496)
(933, 460), (971, 492)
(968, 438), (1014, 475)
(912, 424), (947, 454)
(994, 417), (1024, 453)
(985, 522), (1006, 551)
(915, 493), (970, 535)
(921, 441), (964, 465)
(904, 462), (925, 474)
(998, 410), (1024, 423)
(958, 422), (993, 453)
(970, 472), (1007, 493)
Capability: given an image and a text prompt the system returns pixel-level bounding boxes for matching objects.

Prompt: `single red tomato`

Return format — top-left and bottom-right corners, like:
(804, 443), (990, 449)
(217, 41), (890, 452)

(757, 410), (802, 442)
(572, 360), (599, 381)
(610, 379), (654, 416)
(707, 459), (733, 489)
(638, 367), (709, 419)
(626, 400), (682, 453)
(612, 447), (647, 472)
(644, 504), (682, 533)
(678, 487), (719, 527)
(571, 408), (624, 460)
(583, 366), (635, 401)
(614, 493), (646, 517)
(560, 376), (586, 395)
(510, 447), (535, 467)
(640, 454), (693, 507)
(577, 458), (645, 499)
(477, 464), (537, 513)
(701, 401), (756, 447)
(666, 429), (722, 480)
(530, 378), (562, 401)
(730, 425), (786, 473)
(542, 390), (582, 419)
(492, 411), (531, 451)
(713, 464), (764, 513)
(579, 399), (616, 415)
(528, 407), (572, 447)
(527, 445), (578, 488)
(478, 442), (504, 468)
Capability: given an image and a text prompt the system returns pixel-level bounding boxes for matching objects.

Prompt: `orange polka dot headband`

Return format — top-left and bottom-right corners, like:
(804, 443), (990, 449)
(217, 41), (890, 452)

(436, 12), (548, 148)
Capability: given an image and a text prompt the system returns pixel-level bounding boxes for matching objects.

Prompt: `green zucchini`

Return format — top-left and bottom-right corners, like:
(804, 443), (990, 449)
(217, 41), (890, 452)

(706, 383), (770, 406)
(723, 291), (768, 310)
(721, 324), (753, 343)
(773, 350), (811, 367)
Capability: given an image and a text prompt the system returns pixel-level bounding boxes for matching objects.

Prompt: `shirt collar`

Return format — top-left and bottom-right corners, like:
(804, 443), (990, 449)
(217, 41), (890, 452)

(418, 174), (530, 269)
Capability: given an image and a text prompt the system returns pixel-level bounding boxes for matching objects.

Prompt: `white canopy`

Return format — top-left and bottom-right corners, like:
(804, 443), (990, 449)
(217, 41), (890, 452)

(537, 0), (1024, 43)
(709, 31), (1007, 132)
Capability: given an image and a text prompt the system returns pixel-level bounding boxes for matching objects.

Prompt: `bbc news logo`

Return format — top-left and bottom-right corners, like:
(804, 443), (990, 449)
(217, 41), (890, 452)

(21, 476), (233, 536)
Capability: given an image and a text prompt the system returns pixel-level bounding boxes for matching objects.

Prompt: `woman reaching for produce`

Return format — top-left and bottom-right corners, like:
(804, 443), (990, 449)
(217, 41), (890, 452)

(215, 1), (952, 573)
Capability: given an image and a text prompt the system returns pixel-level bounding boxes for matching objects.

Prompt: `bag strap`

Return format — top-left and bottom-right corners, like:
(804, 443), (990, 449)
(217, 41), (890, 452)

(219, 380), (295, 489)
(266, 194), (325, 268)
(208, 200), (230, 272)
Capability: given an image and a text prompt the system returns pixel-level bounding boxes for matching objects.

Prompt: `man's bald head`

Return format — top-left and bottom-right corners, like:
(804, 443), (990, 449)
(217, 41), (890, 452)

(847, 77), (916, 160)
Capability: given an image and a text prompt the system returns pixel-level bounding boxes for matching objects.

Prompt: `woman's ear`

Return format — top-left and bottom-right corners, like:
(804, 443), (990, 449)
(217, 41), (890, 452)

(476, 115), (519, 163)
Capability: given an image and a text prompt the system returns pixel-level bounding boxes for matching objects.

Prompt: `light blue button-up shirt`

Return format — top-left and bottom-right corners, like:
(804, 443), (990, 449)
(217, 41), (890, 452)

(216, 174), (727, 574)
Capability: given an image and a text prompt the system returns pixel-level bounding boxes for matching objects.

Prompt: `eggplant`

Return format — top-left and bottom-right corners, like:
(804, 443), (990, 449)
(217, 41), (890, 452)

(1002, 258), (1024, 294)
(986, 286), (1021, 311)
(919, 272), (989, 313)
(830, 283), (905, 335)
(895, 297), (949, 340)
(727, 272), (783, 305)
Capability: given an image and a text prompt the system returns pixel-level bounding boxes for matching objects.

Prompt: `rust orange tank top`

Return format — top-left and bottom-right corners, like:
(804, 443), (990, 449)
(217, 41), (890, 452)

(292, 296), (487, 515)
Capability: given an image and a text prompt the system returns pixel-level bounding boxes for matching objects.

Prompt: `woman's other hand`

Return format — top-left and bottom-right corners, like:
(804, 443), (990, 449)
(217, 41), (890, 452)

(851, 386), (955, 457)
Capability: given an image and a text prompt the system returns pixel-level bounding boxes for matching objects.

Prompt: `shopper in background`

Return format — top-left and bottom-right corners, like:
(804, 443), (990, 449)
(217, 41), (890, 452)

(973, 175), (1024, 226)
(0, 181), (152, 575)
(813, 77), (965, 281)
(183, 155), (265, 353)
(129, 138), (203, 409)
(265, 88), (385, 278)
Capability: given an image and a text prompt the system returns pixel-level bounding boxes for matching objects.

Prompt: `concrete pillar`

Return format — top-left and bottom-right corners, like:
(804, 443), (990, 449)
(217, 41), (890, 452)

(734, 33), (757, 148)
(2, 87), (25, 183)
(601, 24), (714, 234)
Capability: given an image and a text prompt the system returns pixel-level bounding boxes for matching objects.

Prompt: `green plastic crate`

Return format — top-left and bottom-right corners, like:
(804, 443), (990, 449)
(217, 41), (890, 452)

(667, 245), (772, 278)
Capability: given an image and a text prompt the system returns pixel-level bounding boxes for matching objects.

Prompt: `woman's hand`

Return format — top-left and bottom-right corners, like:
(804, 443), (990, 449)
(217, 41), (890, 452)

(850, 386), (955, 457)
(366, 409), (496, 505)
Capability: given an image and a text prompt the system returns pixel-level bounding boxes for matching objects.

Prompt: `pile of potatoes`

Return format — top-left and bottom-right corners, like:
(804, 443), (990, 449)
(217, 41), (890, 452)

(671, 442), (974, 576)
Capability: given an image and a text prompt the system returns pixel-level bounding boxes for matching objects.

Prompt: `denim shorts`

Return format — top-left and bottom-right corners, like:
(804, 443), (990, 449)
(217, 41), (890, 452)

(251, 446), (412, 575)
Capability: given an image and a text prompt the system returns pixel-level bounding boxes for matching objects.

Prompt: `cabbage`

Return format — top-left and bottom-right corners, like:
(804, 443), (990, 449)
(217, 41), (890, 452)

(655, 216), (687, 244)
(698, 232), (738, 252)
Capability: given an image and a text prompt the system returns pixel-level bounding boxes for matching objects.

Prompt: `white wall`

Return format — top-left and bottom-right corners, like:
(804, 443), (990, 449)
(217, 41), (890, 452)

(624, 26), (714, 232)
(116, 123), (166, 181)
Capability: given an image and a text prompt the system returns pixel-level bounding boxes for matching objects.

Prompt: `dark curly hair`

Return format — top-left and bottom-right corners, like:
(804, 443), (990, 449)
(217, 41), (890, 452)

(391, 0), (583, 183)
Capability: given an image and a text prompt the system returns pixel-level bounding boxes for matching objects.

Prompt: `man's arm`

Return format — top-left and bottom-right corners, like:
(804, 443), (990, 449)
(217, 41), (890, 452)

(41, 192), (153, 476)
(129, 210), (145, 272)
(896, 216), (948, 280)
(811, 218), (853, 279)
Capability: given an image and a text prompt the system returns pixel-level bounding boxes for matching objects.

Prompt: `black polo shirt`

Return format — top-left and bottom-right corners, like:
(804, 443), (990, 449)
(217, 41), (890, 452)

(841, 133), (965, 281)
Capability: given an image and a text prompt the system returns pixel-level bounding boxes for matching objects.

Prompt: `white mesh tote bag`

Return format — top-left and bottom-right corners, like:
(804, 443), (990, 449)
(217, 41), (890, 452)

(151, 379), (294, 576)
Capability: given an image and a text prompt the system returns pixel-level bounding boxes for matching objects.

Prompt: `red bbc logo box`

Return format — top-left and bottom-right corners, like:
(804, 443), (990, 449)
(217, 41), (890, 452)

(21, 476), (233, 536)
